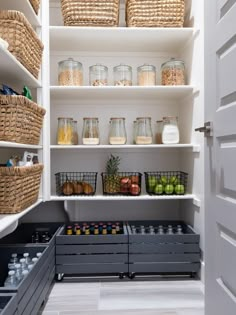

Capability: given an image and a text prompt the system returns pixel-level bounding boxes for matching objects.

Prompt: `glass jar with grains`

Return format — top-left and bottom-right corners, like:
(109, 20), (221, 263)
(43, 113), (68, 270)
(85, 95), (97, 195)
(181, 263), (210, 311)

(58, 58), (83, 86)
(114, 64), (132, 86)
(137, 64), (156, 86)
(82, 118), (100, 145)
(57, 117), (73, 145)
(161, 58), (185, 85)
(135, 117), (153, 145)
(109, 118), (127, 145)
(89, 64), (108, 86)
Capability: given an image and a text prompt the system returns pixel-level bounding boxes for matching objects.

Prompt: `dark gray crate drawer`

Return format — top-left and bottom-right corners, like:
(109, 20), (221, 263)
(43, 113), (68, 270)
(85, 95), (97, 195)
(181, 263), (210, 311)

(56, 254), (128, 264)
(56, 244), (128, 255)
(56, 224), (128, 245)
(0, 294), (17, 315)
(129, 262), (200, 273)
(129, 253), (200, 263)
(56, 263), (128, 274)
(129, 243), (199, 254)
(0, 223), (62, 248)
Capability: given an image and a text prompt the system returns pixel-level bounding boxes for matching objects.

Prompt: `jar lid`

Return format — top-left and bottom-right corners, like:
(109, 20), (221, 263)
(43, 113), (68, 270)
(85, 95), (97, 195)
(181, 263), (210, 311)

(113, 64), (132, 71)
(89, 64), (108, 71)
(58, 58), (82, 67)
(57, 117), (73, 120)
(156, 120), (163, 123)
(83, 117), (99, 120)
(136, 117), (152, 120)
(161, 58), (185, 68)
(137, 64), (156, 72)
(110, 117), (126, 120)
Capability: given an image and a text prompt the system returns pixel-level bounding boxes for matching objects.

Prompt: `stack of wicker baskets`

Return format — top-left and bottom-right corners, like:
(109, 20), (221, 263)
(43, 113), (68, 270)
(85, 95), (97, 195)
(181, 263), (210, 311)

(29, 0), (40, 15)
(0, 95), (46, 145)
(0, 10), (44, 78)
(61, 0), (120, 26)
(0, 164), (44, 214)
(126, 0), (185, 27)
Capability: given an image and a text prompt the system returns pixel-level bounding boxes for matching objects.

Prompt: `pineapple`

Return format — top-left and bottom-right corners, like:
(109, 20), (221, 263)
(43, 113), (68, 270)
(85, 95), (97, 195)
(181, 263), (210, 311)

(104, 154), (121, 194)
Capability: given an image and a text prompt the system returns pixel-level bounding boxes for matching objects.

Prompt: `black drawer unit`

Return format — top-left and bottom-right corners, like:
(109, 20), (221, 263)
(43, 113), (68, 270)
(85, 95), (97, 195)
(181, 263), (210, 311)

(0, 245), (54, 315)
(127, 221), (200, 278)
(0, 294), (17, 315)
(56, 222), (129, 279)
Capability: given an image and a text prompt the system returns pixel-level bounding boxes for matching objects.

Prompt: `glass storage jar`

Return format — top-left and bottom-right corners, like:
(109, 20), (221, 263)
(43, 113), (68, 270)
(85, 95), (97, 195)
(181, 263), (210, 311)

(82, 117), (100, 145)
(113, 64), (132, 86)
(109, 117), (127, 145)
(89, 64), (108, 86)
(57, 117), (73, 145)
(162, 116), (179, 144)
(135, 117), (153, 145)
(71, 120), (79, 145)
(58, 58), (83, 86)
(155, 120), (163, 144)
(161, 58), (185, 85)
(137, 64), (156, 86)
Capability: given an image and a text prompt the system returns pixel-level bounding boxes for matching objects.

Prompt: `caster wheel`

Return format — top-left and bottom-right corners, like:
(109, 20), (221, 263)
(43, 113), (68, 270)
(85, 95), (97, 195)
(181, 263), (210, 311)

(55, 273), (64, 281)
(129, 273), (135, 279)
(119, 273), (124, 279)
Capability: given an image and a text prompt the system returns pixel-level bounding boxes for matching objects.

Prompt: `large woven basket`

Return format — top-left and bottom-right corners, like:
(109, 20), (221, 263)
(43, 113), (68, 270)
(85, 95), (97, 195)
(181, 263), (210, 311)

(29, 0), (40, 15)
(61, 0), (120, 27)
(126, 0), (185, 27)
(0, 10), (44, 78)
(0, 95), (46, 145)
(0, 164), (43, 214)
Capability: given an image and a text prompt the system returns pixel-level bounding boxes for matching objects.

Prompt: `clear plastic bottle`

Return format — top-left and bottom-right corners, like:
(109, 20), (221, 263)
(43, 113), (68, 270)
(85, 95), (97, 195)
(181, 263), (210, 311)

(10, 253), (18, 264)
(176, 225), (183, 234)
(4, 270), (17, 287)
(114, 64), (132, 86)
(158, 225), (164, 235)
(109, 118), (127, 145)
(19, 258), (27, 272)
(28, 264), (34, 271)
(82, 118), (100, 145)
(22, 270), (29, 279)
(36, 252), (42, 258)
(32, 257), (38, 264)
(135, 117), (153, 145)
(23, 253), (31, 265)
(162, 116), (179, 144)
(14, 264), (22, 283)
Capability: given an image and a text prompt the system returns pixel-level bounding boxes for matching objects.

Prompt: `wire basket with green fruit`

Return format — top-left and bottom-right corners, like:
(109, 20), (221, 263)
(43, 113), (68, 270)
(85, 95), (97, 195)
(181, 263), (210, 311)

(144, 171), (188, 196)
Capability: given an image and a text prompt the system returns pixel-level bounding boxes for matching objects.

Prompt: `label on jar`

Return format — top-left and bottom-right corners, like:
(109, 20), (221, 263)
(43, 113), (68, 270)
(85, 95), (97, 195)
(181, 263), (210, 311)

(82, 138), (100, 145)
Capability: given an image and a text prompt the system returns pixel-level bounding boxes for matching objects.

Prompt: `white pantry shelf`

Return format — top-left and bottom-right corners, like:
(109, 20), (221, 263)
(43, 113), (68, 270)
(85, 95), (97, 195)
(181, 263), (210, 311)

(0, 142), (43, 149)
(0, 48), (41, 88)
(0, 199), (42, 236)
(0, 0), (41, 27)
(50, 194), (196, 201)
(50, 26), (195, 52)
(50, 86), (196, 102)
(50, 144), (200, 153)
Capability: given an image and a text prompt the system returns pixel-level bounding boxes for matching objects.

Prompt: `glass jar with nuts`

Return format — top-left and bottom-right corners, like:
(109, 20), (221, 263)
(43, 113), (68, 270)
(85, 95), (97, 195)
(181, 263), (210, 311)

(113, 64), (132, 86)
(161, 58), (185, 85)
(58, 58), (83, 86)
(89, 64), (108, 86)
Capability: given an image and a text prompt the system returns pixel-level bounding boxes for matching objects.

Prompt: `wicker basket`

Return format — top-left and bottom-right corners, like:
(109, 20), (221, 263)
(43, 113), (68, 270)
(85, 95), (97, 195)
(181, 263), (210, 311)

(61, 0), (120, 27)
(0, 95), (46, 145)
(0, 10), (44, 78)
(126, 0), (185, 27)
(0, 164), (43, 214)
(29, 0), (40, 15)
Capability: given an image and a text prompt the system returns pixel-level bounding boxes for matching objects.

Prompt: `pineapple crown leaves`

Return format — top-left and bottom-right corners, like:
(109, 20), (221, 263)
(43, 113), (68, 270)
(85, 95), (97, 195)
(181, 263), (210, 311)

(106, 154), (121, 174)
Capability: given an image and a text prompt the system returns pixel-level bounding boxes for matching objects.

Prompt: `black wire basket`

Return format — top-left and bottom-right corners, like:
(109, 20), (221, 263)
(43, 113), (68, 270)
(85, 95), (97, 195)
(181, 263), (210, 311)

(144, 171), (188, 195)
(55, 172), (98, 196)
(101, 172), (142, 196)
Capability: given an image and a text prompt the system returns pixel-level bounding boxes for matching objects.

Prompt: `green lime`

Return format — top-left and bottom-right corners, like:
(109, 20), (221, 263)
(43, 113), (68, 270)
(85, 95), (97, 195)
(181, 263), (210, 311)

(154, 184), (163, 195)
(147, 176), (158, 192)
(160, 176), (168, 186)
(175, 184), (185, 195)
(165, 184), (174, 195)
(170, 176), (177, 185)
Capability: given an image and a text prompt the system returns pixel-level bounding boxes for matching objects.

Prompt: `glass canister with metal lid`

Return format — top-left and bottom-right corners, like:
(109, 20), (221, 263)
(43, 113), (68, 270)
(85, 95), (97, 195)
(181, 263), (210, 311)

(58, 58), (83, 86)
(161, 58), (185, 85)
(109, 117), (127, 145)
(89, 64), (108, 86)
(57, 117), (73, 145)
(82, 117), (100, 145)
(114, 64), (132, 86)
(137, 64), (156, 86)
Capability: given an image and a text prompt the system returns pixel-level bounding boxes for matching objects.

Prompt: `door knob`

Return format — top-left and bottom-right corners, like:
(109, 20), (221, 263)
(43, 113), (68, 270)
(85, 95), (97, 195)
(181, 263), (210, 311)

(195, 121), (213, 137)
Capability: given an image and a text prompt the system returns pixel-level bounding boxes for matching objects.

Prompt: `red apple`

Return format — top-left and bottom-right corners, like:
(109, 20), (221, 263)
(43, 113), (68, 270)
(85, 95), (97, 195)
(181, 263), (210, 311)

(130, 175), (139, 185)
(120, 177), (131, 186)
(130, 184), (140, 195)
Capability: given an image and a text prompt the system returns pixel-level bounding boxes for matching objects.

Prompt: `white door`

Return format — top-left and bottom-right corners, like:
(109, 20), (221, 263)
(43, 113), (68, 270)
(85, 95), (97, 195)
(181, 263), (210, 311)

(205, 0), (236, 314)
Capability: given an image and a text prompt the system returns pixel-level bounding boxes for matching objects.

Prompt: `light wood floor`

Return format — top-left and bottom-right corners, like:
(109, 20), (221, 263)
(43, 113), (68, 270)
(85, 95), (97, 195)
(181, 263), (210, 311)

(40, 279), (204, 315)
